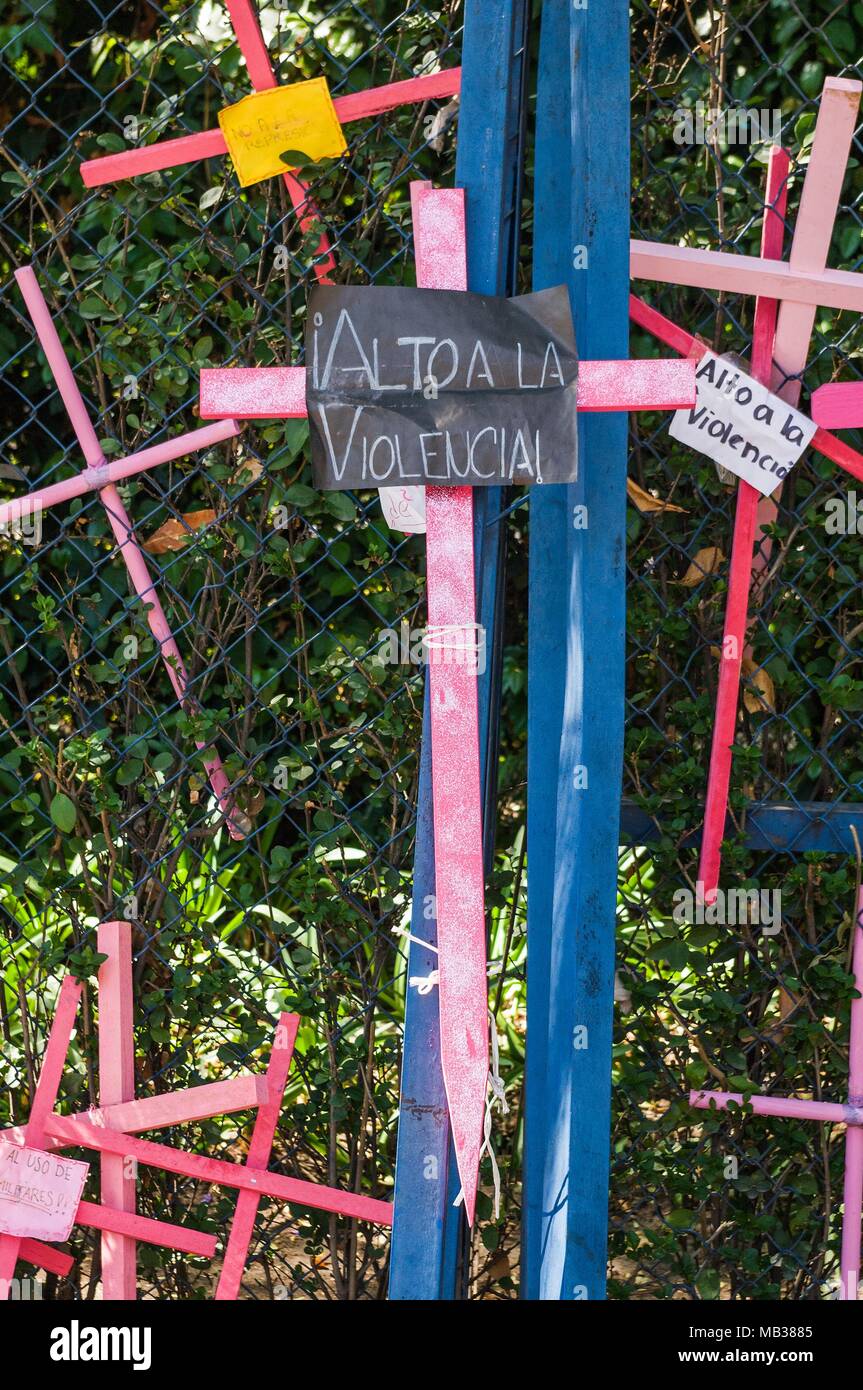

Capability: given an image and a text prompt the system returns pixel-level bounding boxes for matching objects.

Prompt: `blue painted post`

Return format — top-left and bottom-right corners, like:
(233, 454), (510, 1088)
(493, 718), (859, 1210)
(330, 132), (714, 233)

(389, 0), (528, 1299)
(524, 0), (631, 1299)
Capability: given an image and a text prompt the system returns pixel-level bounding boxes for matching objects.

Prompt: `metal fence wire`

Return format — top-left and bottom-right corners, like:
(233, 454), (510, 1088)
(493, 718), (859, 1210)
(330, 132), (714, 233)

(617, 0), (863, 1301)
(4, 0), (863, 1306)
(0, 0), (478, 1301)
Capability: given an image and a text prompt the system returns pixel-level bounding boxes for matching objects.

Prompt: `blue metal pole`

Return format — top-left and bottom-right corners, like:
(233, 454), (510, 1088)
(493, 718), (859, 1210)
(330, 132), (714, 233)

(389, 0), (528, 1300)
(524, 0), (630, 1300)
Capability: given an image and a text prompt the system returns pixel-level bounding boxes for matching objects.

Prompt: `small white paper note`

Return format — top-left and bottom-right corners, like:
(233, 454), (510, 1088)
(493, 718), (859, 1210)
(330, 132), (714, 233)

(378, 485), (427, 534)
(669, 351), (816, 495)
(0, 1141), (89, 1242)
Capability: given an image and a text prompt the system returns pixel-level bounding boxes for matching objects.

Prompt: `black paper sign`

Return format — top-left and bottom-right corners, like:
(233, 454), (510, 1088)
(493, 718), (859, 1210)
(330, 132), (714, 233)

(305, 284), (579, 490)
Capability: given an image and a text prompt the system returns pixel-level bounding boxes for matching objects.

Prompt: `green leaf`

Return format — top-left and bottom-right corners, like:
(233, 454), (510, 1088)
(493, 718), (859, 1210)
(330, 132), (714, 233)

(279, 148), (312, 168)
(285, 482), (318, 508)
(199, 186), (225, 212)
(50, 793), (77, 833)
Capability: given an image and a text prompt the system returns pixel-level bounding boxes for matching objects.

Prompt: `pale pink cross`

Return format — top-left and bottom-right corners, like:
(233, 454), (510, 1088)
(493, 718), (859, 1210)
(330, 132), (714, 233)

(0, 920), (392, 1299)
(1, 268), (246, 837)
(80, 0), (462, 286)
(198, 178), (697, 1221)
(690, 885), (863, 1301)
(631, 76), (863, 902)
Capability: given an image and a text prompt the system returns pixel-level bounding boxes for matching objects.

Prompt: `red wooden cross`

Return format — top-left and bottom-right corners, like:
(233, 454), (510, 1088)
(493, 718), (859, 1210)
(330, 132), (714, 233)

(631, 76), (863, 902)
(80, 0), (461, 285)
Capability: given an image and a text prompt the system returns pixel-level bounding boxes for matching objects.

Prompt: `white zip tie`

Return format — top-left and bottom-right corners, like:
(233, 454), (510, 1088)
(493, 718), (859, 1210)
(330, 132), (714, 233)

(454, 1010), (509, 1220)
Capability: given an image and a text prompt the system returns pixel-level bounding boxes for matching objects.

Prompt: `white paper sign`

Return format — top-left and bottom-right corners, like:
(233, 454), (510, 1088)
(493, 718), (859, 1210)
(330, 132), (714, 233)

(0, 1141), (89, 1241)
(669, 351), (817, 495)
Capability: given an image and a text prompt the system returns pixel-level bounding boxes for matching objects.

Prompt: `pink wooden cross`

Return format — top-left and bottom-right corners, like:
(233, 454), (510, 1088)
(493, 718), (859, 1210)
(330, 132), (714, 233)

(199, 179), (696, 1221)
(811, 382), (863, 429)
(80, 0), (461, 285)
(0, 939), (231, 1297)
(1, 267), (246, 837)
(631, 76), (863, 902)
(690, 885), (863, 1300)
(0, 920), (392, 1298)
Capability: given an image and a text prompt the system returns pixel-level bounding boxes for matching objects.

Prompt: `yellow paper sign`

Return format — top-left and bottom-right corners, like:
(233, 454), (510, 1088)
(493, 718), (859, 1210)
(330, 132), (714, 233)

(218, 78), (347, 188)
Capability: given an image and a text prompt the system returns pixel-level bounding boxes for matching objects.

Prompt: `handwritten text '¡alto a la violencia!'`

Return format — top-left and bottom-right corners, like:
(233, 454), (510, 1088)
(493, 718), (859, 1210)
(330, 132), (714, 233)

(309, 305), (571, 485)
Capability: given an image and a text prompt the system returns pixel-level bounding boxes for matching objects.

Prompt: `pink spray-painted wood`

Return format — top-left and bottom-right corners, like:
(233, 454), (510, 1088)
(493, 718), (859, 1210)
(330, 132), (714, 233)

(0, 419), (238, 529)
(410, 180), (487, 1225)
(80, 69), (462, 187)
(196, 184), (695, 1223)
(0, 1074), (267, 1151)
(697, 146), (789, 903)
(19, 1238), (74, 1277)
(631, 75), (863, 900)
(74, 1198), (217, 1259)
(1, 930), (390, 1292)
(97, 922), (137, 1299)
(0, 964), (226, 1288)
(199, 358), (695, 421)
(690, 886), (863, 1300)
(13, 267), (243, 840)
(841, 885), (863, 1299)
(811, 383), (863, 428)
(41, 1112), (394, 1226)
(216, 1013), (299, 1299)
(222, 0), (335, 279)
(750, 80), (861, 648)
(629, 238), (863, 313)
(631, 293), (863, 485)
(0, 975), (82, 1298)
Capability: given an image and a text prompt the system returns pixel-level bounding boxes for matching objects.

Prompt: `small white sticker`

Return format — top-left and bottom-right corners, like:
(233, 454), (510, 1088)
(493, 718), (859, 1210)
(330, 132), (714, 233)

(668, 350), (816, 495)
(379, 485), (427, 534)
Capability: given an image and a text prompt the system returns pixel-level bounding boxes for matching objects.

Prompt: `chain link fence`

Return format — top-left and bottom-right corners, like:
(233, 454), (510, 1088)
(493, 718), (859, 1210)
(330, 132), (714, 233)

(615, 0), (863, 1300)
(0, 0), (507, 1301)
(5, 0), (854, 1306)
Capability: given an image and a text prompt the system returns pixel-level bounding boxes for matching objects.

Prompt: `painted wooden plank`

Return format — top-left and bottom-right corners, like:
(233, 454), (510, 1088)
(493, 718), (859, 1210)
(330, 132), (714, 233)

(410, 181), (487, 1229)
(524, 0), (630, 1301)
(14, 267), (242, 839)
(200, 359), (694, 420)
(815, 433), (863, 490)
(41, 1114), (394, 1225)
(224, 0), (277, 90)
(97, 921), (137, 1300)
(620, 798), (863, 853)
(630, 238), (863, 312)
(751, 79), (861, 630)
(690, 1090), (848, 1124)
(697, 147), (789, 902)
(215, 1014), (299, 1299)
(631, 77), (863, 899)
(0, 976), (82, 1298)
(222, 0), (335, 278)
(523, 0), (572, 1300)
(0, 420), (239, 530)
(80, 73), (461, 187)
(75, 1200), (217, 1258)
(0, 1075), (267, 1150)
(18, 1239), (74, 1278)
(691, 885), (863, 1299)
(391, 0), (528, 1299)
(812, 382), (863, 427)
